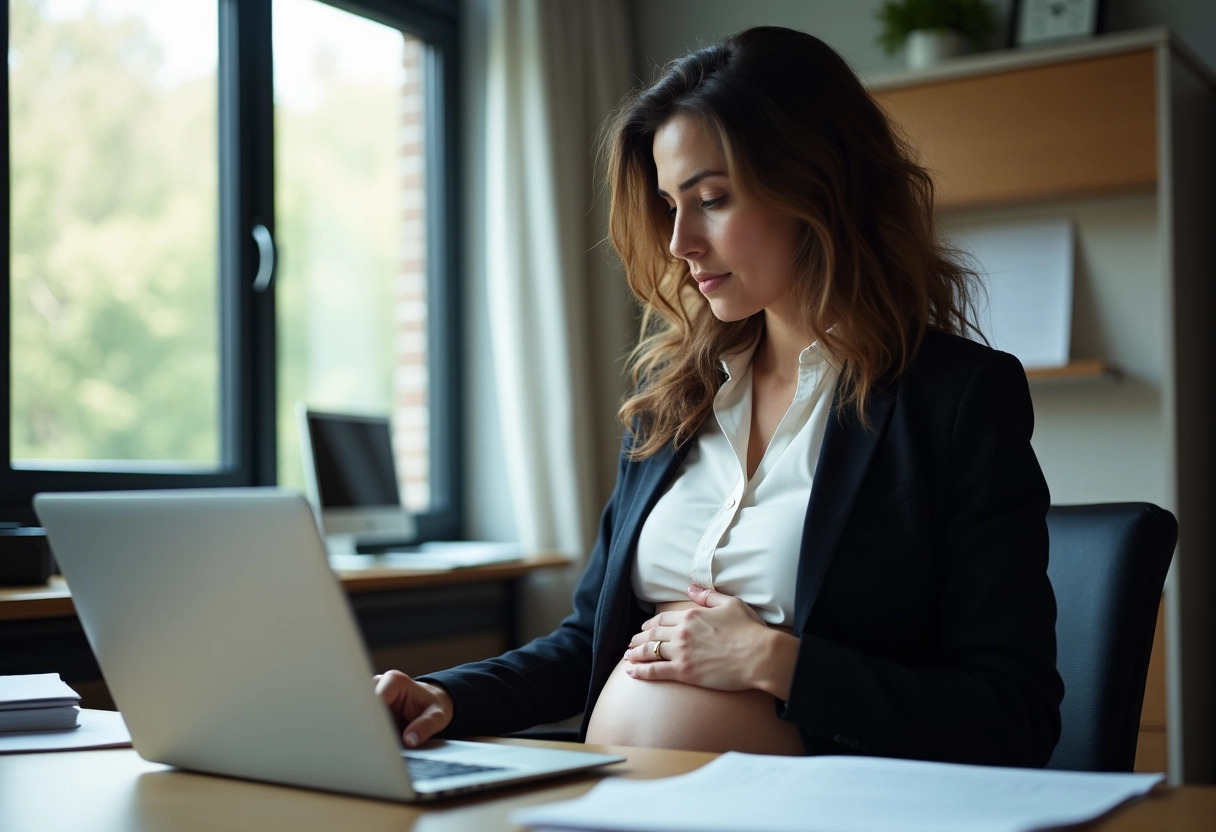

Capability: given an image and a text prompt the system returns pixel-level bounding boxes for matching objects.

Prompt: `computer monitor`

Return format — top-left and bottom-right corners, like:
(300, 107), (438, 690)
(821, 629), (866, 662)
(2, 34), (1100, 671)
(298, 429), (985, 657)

(296, 404), (417, 556)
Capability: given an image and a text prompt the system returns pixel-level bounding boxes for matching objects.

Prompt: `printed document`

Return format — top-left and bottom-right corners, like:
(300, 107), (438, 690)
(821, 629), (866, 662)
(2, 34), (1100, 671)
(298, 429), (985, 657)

(514, 752), (1163, 832)
(951, 218), (1074, 370)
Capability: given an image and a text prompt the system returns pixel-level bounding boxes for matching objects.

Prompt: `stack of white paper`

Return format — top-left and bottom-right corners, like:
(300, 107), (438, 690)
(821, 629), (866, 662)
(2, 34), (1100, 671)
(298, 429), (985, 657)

(514, 752), (1164, 832)
(0, 673), (80, 733)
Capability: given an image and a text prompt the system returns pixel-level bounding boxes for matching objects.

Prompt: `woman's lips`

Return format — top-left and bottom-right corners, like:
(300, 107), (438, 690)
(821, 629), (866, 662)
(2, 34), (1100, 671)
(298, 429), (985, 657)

(694, 272), (729, 294)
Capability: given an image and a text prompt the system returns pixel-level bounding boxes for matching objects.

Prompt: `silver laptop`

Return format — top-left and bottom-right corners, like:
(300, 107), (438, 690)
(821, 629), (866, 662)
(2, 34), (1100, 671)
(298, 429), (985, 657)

(34, 488), (622, 802)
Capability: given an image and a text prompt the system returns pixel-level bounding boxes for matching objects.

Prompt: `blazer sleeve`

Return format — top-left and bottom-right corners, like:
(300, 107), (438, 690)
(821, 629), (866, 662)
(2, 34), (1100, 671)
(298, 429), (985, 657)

(780, 350), (1064, 766)
(415, 447), (631, 738)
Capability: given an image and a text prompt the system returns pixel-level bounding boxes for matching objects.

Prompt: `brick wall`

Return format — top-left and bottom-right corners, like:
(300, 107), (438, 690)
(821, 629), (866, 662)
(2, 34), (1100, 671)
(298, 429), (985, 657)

(394, 36), (430, 512)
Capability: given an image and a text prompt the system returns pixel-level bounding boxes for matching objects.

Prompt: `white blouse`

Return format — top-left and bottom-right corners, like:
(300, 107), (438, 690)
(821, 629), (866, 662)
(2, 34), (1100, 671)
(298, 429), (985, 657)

(631, 337), (840, 627)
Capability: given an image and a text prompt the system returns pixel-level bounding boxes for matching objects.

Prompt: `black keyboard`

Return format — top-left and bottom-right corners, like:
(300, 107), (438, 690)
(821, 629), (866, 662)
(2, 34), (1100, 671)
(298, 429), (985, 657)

(403, 755), (510, 781)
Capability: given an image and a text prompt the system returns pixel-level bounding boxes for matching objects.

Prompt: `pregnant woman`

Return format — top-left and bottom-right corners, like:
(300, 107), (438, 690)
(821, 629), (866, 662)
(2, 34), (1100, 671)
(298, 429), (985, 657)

(375, 25), (1063, 766)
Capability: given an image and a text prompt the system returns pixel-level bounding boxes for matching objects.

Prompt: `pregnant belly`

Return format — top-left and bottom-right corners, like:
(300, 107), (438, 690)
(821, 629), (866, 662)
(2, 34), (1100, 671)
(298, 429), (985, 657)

(584, 605), (804, 755)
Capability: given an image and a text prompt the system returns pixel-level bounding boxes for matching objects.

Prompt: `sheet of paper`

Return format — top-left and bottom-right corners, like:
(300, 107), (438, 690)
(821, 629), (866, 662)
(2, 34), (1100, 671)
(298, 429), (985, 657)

(0, 709), (132, 754)
(513, 752), (1163, 832)
(0, 672), (80, 709)
(951, 218), (1074, 369)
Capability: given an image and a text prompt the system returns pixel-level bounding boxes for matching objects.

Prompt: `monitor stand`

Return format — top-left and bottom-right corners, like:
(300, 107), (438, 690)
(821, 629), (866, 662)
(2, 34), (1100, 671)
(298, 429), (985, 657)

(317, 505), (417, 559)
(324, 528), (418, 559)
(323, 534), (360, 559)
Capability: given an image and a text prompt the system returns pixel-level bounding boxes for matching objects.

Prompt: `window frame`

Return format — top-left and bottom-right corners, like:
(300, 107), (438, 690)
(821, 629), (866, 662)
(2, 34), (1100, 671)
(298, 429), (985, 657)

(0, 0), (463, 538)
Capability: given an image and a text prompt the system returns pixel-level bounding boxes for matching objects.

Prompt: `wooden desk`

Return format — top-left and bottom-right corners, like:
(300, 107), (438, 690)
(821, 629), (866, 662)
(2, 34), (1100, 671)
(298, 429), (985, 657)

(0, 554), (570, 622)
(2, 738), (1214, 832)
(0, 555), (571, 702)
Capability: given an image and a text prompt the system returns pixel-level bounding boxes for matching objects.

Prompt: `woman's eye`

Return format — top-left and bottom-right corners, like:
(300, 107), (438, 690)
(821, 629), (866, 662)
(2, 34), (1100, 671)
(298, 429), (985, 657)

(665, 196), (723, 217)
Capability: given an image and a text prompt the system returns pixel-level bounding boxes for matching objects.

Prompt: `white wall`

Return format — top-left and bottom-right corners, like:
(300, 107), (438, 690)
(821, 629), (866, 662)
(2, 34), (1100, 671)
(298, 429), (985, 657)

(632, 0), (901, 81)
(941, 195), (1169, 507)
(630, 0), (1216, 79)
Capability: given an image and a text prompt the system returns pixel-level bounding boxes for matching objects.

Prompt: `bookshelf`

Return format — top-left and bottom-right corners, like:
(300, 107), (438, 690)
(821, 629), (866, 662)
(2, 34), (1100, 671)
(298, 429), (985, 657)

(868, 28), (1216, 783)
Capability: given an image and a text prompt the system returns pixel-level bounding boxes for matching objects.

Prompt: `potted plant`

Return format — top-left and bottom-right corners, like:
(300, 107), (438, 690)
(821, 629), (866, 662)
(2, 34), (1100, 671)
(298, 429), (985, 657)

(876, 0), (997, 69)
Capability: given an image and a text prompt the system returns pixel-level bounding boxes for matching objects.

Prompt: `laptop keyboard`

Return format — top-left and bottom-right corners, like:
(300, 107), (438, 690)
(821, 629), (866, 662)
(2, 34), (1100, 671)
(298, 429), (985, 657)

(403, 754), (510, 781)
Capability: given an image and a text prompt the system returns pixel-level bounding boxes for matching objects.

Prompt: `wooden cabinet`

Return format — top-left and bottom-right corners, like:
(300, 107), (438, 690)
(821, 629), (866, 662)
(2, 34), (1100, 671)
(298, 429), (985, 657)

(876, 49), (1156, 207)
(868, 28), (1216, 783)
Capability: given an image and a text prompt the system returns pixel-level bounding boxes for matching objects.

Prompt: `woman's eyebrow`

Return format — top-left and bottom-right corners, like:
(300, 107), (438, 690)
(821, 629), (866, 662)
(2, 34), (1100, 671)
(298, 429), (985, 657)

(656, 169), (727, 197)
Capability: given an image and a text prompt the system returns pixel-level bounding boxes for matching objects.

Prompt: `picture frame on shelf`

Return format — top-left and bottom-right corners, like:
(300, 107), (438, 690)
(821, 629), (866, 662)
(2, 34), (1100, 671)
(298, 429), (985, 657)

(1012, 0), (1102, 48)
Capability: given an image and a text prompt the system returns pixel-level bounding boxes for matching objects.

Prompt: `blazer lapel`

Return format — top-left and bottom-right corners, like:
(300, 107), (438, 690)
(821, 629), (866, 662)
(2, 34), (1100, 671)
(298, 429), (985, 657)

(606, 439), (692, 573)
(793, 382), (897, 633)
(585, 438), (692, 713)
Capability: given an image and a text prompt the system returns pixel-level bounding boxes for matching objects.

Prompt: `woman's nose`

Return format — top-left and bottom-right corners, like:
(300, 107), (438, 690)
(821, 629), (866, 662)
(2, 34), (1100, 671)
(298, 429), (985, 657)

(669, 213), (704, 260)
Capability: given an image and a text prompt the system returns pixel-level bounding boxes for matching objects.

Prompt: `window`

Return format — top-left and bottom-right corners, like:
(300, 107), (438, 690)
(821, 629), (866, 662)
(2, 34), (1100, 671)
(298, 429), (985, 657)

(274, 1), (434, 514)
(1, 0), (461, 536)
(8, 0), (222, 473)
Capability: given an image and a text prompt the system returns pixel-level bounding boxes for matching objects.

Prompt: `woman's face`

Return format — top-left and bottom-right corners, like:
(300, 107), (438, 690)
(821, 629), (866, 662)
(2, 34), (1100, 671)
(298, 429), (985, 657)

(652, 113), (804, 324)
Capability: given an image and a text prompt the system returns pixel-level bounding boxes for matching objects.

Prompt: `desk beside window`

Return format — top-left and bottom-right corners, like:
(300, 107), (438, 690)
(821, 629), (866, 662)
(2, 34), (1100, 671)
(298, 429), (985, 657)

(0, 555), (571, 708)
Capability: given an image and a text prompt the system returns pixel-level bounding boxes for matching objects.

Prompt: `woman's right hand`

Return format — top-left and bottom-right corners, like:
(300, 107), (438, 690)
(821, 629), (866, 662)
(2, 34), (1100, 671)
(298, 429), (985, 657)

(373, 669), (454, 747)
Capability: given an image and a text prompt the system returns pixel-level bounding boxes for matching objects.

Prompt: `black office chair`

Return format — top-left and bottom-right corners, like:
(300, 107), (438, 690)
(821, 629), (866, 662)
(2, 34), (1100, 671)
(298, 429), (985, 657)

(1045, 502), (1177, 772)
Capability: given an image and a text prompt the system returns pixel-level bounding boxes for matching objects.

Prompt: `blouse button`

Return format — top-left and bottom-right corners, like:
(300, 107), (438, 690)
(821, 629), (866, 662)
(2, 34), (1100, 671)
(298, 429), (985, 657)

(725, 497), (737, 509)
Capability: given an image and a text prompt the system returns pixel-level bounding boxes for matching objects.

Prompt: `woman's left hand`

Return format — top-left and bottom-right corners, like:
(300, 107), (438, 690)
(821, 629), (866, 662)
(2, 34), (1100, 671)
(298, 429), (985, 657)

(623, 585), (773, 691)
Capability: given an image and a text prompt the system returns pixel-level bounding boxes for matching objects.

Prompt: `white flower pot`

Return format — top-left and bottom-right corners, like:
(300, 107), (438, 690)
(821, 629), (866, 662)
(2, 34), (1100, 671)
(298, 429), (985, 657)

(906, 29), (966, 70)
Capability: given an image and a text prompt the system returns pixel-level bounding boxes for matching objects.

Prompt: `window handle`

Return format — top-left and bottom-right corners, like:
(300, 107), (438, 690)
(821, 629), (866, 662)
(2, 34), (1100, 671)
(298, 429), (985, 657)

(251, 223), (276, 292)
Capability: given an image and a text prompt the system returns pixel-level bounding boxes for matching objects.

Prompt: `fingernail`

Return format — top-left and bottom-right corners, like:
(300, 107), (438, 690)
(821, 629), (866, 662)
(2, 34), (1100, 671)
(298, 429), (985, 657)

(625, 666), (636, 676)
(405, 732), (419, 747)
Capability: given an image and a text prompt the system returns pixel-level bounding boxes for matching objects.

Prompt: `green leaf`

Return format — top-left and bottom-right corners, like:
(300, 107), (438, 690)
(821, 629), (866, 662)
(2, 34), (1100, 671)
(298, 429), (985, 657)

(875, 0), (997, 56)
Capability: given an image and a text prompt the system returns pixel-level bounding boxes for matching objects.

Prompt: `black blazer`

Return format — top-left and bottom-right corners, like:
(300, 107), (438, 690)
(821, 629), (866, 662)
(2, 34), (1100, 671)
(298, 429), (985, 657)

(423, 330), (1064, 766)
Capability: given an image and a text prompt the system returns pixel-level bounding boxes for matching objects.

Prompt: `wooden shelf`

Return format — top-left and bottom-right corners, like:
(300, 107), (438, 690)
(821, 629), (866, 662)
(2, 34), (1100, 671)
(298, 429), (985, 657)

(336, 553), (570, 594)
(1025, 359), (1118, 382)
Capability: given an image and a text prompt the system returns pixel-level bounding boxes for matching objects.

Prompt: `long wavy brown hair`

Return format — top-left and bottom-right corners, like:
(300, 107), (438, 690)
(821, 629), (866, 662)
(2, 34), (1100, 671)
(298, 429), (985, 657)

(604, 26), (984, 458)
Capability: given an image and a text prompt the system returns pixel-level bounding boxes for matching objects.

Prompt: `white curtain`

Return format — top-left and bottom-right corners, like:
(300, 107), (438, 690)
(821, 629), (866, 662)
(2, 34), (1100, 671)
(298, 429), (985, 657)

(483, 0), (634, 638)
